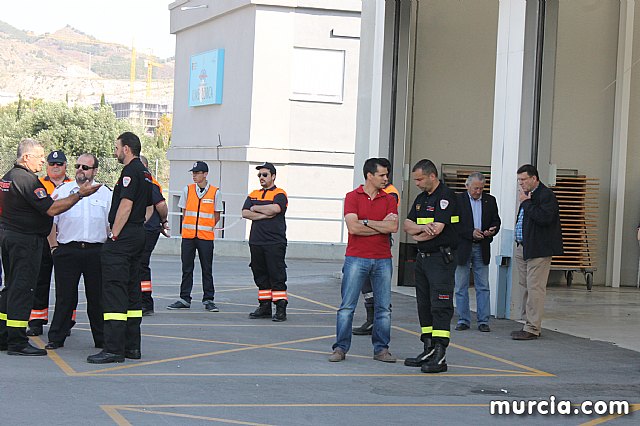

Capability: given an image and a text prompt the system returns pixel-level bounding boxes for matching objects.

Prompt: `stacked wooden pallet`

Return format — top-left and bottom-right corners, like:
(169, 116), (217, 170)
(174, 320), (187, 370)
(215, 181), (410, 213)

(549, 174), (599, 288)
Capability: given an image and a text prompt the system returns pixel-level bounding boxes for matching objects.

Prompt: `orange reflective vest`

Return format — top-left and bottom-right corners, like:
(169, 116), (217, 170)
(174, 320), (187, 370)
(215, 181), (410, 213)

(39, 176), (71, 195)
(384, 184), (400, 209)
(182, 184), (218, 240)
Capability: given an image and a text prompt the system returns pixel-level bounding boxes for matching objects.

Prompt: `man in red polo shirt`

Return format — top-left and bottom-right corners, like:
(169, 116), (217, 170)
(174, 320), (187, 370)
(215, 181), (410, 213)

(329, 158), (398, 363)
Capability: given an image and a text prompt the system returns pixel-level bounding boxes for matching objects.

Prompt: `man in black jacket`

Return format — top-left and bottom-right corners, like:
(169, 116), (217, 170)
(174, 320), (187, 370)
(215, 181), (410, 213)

(512, 164), (563, 340)
(454, 172), (501, 332)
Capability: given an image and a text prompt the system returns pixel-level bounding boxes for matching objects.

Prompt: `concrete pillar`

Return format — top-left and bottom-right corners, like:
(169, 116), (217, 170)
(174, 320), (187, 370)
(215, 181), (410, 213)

(488, 0), (529, 317)
(606, 0), (634, 288)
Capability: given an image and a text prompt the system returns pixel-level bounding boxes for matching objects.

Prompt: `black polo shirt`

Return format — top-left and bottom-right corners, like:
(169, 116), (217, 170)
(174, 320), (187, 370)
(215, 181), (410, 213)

(407, 180), (459, 252)
(242, 186), (287, 245)
(109, 157), (152, 227)
(0, 163), (54, 236)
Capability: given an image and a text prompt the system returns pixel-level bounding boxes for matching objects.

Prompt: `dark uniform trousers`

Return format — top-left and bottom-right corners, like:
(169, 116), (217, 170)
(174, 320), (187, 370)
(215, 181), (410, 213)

(101, 225), (145, 356)
(180, 237), (215, 303)
(0, 230), (44, 349)
(49, 242), (104, 345)
(140, 229), (161, 311)
(414, 250), (457, 347)
(249, 243), (287, 295)
(29, 239), (53, 328)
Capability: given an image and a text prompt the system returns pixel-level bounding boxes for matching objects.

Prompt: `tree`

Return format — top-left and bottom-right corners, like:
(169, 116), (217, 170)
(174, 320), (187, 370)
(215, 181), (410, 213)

(155, 113), (172, 150)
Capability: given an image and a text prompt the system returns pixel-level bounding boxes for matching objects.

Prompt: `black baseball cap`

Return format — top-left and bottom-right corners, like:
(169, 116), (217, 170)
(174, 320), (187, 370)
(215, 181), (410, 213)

(47, 150), (67, 163)
(256, 162), (276, 174)
(188, 161), (209, 172)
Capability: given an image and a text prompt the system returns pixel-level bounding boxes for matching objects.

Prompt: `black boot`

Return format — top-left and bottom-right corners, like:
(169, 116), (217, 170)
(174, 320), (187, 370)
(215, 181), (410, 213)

(352, 303), (374, 335)
(421, 343), (447, 373)
(404, 338), (434, 367)
(249, 301), (272, 319)
(272, 300), (287, 322)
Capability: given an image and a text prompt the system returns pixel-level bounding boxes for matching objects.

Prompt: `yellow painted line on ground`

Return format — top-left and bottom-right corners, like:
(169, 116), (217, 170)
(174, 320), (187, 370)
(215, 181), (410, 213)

(30, 336), (79, 376)
(287, 292), (337, 310)
(86, 335), (334, 374)
(113, 403), (490, 408)
(87, 372), (537, 377)
(100, 405), (132, 426)
(392, 325), (555, 377)
(117, 407), (271, 425)
(579, 403), (640, 425)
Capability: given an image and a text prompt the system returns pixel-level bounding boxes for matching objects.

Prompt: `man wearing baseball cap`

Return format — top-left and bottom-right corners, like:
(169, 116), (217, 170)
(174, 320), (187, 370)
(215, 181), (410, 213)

(242, 162), (289, 321)
(27, 150), (72, 337)
(167, 161), (223, 312)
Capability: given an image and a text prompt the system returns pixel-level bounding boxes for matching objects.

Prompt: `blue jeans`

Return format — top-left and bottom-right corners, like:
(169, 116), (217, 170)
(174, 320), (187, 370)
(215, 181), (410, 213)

(333, 256), (392, 354)
(454, 244), (490, 326)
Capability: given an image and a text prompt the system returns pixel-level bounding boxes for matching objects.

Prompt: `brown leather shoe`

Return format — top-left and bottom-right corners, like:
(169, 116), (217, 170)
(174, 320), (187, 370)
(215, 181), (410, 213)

(373, 349), (397, 363)
(511, 328), (541, 337)
(328, 348), (346, 362)
(511, 330), (538, 340)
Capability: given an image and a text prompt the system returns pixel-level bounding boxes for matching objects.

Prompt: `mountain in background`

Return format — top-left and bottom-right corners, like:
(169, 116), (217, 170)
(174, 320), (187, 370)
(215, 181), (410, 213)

(0, 21), (174, 107)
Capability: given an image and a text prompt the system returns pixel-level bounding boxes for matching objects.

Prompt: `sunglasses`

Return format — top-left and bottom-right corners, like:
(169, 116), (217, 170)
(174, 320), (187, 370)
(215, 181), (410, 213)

(257, 172), (270, 178)
(48, 162), (64, 166)
(75, 164), (96, 171)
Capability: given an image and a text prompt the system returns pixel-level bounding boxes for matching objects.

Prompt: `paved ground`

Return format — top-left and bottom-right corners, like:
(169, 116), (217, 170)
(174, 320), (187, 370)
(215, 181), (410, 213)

(1, 255), (638, 425)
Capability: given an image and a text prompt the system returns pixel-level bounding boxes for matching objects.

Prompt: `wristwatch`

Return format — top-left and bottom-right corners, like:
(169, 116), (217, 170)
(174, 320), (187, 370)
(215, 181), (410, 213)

(108, 232), (118, 241)
(363, 219), (369, 227)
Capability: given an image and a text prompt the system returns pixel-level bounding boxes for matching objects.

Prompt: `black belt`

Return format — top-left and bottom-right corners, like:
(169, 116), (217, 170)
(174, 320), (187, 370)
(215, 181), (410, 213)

(515, 241), (523, 247)
(61, 241), (103, 249)
(472, 240), (482, 244)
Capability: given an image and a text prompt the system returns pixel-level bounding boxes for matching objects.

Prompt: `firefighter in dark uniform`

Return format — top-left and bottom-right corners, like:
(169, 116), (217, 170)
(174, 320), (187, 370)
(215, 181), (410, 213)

(27, 150), (72, 337)
(87, 132), (152, 364)
(0, 138), (100, 356)
(403, 159), (459, 373)
(353, 157), (400, 335)
(242, 162), (289, 322)
(139, 155), (169, 316)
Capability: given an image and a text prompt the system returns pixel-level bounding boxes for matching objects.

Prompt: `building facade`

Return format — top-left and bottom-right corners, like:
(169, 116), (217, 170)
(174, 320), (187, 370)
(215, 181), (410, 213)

(357, 0), (640, 304)
(168, 0), (361, 243)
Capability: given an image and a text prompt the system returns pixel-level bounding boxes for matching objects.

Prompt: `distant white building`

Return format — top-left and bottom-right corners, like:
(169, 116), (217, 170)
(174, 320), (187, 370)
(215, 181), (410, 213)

(168, 0), (361, 243)
(107, 102), (170, 134)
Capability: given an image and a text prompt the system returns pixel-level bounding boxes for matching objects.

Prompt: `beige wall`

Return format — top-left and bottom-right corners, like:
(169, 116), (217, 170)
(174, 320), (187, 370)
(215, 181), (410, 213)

(406, 0), (499, 205)
(544, 0), (619, 285)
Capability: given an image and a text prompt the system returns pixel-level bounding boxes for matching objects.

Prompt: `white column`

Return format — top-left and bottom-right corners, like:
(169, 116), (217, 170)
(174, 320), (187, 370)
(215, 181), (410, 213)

(488, 0), (528, 316)
(353, 0), (387, 187)
(606, 0), (634, 288)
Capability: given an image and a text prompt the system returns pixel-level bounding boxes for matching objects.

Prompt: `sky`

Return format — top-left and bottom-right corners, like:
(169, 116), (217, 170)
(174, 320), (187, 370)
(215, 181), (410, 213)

(1, 0), (176, 58)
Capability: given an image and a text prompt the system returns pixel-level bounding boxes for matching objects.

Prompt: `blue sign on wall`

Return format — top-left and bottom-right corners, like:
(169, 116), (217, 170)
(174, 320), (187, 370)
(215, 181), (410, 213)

(189, 49), (225, 106)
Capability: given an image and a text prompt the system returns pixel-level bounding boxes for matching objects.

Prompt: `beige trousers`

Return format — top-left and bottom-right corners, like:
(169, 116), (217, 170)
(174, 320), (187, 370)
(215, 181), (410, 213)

(514, 245), (552, 336)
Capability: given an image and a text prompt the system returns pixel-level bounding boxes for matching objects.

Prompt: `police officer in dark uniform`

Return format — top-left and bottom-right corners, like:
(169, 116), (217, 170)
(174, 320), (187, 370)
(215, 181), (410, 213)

(0, 138), (101, 356)
(87, 132), (152, 364)
(403, 159), (459, 373)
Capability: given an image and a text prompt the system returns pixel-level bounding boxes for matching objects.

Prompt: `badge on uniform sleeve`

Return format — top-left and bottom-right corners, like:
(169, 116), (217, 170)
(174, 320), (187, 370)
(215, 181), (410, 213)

(416, 204), (421, 211)
(123, 177), (131, 187)
(34, 188), (47, 199)
(440, 200), (449, 210)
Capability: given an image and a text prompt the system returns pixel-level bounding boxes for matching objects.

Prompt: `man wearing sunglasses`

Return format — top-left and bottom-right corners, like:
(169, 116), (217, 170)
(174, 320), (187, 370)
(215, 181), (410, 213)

(242, 162), (289, 321)
(26, 150), (72, 338)
(45, 154), (112, 350)
(167, 161), (222, 313)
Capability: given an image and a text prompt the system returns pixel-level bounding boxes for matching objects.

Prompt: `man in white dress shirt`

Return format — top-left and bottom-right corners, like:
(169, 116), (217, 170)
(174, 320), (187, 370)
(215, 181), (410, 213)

(44, 154), (112, 350)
